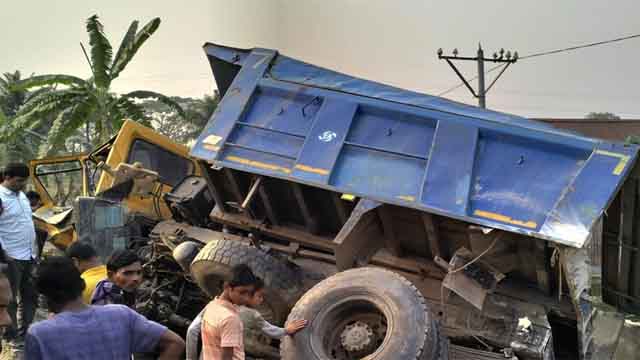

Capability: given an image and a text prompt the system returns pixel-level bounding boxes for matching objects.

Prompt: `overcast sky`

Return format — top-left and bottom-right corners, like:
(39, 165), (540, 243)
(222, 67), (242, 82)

(1, 0), (638, 118)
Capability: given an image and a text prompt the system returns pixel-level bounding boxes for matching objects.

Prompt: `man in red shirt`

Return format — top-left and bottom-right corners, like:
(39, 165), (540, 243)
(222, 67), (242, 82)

(201, 264), (258, 360)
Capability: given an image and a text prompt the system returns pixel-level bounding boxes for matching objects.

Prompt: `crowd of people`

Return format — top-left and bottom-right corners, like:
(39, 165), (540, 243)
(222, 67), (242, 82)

(0, 162), (308, 359)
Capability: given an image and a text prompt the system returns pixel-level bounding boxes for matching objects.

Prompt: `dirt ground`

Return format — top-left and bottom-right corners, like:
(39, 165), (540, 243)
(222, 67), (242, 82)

(0, 306), (48, 360)
(0, 243), (62, 360)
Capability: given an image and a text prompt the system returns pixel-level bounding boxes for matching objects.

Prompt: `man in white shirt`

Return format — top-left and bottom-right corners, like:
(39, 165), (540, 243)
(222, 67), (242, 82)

(0, 163), (38, 343)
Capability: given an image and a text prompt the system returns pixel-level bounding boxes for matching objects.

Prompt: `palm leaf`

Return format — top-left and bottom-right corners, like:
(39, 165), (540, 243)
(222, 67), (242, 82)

(122, 90), (185, 118)
(110, 21), (139, 80)
(86, 15), (113, 88)
(110, 98), (150, 128)
(38, 109), (71, 156)
(15, 89), (84, 119)
(42, 103), (92, 156)
(2, 91), (83, 141)
(109, 18), (160, 79)
(12, 75), (86, 91)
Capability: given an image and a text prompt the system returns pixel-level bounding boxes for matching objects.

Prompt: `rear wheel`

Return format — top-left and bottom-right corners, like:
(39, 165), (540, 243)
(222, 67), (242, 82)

(191, 238), (304, 325)
(280, 267), (447, 359)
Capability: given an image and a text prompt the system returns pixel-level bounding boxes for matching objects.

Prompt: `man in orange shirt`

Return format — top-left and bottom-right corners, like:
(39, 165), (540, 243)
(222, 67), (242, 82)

(201, 264), (259, 360)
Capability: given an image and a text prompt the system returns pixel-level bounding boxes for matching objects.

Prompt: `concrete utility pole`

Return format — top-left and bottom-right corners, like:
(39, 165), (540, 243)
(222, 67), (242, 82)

(437, 44), (518, 108)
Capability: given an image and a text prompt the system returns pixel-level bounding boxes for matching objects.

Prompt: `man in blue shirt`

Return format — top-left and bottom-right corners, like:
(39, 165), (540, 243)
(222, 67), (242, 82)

(0, 163), (38, 342)
(26, 256), (185, 359)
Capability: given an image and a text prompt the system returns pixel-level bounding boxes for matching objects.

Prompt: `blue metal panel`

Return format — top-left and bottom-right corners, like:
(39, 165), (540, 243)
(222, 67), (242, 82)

(540, 143), (637, 246)
(330, 145), (426, 202)
(191, 49), (276, 161)
(292, 99), (357, 184)
(240, 84), (321, 137)
(227, 124), (303, 160)
(422, 121), (478, 216)
(192, 43), (640, 247)
(347, 106), (436, 158)
(470, 131), (591, 232)
(219, 146), (294, 177)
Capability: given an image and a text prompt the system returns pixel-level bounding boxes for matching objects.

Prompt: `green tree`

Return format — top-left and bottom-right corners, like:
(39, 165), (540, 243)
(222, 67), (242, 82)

(585, 112), (621, 120)
(0, 15), (183, 156)
(0, 71), (27, 117)
(0, 71), (48, 163)
(144, 92), (219, 145)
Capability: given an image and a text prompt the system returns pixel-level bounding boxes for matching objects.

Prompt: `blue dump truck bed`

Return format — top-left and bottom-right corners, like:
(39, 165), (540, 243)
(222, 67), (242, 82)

(191, 43), (639, 248)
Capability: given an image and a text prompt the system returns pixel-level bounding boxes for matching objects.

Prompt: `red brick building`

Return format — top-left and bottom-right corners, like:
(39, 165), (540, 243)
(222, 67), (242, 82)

(536, 118), (640, 141)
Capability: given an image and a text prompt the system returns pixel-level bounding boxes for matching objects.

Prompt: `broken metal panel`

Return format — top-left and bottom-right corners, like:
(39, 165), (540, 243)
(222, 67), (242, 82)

(560, 244), (628, 360)
(442, 295), (554, 360)
(74, 196), (129, 261)
(560, 245), (593, 359)
(438, 247), (505, 311)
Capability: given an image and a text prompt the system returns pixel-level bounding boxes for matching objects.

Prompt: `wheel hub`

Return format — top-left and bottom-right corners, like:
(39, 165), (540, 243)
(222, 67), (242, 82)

(340, 321), (374, 352)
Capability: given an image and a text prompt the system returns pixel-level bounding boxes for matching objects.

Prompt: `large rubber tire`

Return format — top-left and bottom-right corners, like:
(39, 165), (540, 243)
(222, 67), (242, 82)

(191, 238), (304, 325)
(280, 267), (447, 360)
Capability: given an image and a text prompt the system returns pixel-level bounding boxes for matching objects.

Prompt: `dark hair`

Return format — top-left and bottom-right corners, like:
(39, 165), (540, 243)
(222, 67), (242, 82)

(2, 163), (29, 179)
(252, 277), (265, 293)
(227, 264), (258, 288)
(66, 242), (98, 261)
(36, 257), (85, 311)
(106, 249), (141, 273)
(26, 191), (40, 201)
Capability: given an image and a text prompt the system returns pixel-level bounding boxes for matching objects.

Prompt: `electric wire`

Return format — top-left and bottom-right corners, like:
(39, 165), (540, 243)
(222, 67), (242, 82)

(437, 32), (640, 96)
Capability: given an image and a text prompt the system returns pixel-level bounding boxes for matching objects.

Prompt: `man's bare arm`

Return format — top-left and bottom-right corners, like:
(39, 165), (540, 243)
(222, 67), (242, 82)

(157, 329), (185, 360)
(221, 347), (234, 360)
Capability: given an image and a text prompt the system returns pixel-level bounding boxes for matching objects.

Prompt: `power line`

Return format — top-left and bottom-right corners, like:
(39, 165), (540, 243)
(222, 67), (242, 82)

(437, 45), (517, 108)
(520, 33), (640, 60)
(437, 32), (640, 97)
(437, 63), (504, 96)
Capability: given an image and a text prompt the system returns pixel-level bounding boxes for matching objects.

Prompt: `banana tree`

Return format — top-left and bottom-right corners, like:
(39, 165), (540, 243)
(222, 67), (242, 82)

(0, 15), (183, 156)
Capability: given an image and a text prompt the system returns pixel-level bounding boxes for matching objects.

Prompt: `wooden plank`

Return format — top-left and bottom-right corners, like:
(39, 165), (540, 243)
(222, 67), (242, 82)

(421, 212), (442, 259)
(378, 206), (404, 257)
(290, 182), (318, 233)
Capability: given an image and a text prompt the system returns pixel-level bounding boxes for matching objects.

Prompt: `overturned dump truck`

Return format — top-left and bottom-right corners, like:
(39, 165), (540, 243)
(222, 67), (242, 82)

(155, 42), (640, 360)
